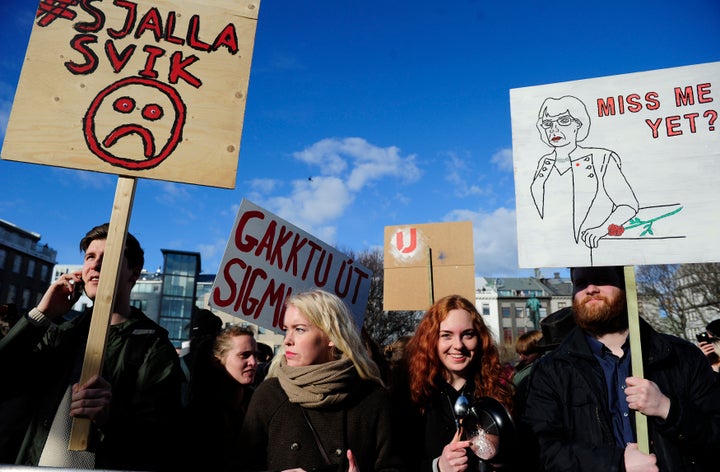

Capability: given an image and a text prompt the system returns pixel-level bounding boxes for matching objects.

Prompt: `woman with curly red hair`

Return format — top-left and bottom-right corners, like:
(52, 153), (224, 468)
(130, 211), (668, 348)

(392, 294), (514, 472)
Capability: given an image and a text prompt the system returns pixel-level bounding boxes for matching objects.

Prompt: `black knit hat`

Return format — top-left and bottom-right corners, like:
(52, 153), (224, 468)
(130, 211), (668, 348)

(706, 319), (720, 338)
(570, 266), (625, 296)
(191, 309), (222, 337)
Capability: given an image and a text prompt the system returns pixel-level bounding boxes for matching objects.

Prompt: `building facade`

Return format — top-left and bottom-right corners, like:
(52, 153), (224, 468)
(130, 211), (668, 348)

(0, 219), (56, 314)
(475, 272), (573, 359)
(128, 250), (284, 352)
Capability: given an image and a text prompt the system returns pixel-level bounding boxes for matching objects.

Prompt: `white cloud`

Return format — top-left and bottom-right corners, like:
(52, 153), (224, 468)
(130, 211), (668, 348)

(293, 137), (421, 190)
(198, 238), (230, 273)
(444, 206), (521, 276)
(154, 182), (191, 205)
(249, 178), (279, 194)
(293, 139), (348, 174)
(252, 137), (421, 242)
(491, 147), (514, 172)
(52, 169), (114, 190)
(264, 176), (351, 240)
(444, 152), (491, 197)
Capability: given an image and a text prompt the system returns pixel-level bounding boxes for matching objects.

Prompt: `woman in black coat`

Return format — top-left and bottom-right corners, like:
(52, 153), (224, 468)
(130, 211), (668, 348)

(237, 289), (402, 472)
(392, 295), (515, 472)
(186, 325), (257, 470)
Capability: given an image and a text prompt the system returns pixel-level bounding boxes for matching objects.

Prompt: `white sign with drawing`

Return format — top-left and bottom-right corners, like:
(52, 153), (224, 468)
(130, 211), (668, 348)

(510, 61), (720, 268)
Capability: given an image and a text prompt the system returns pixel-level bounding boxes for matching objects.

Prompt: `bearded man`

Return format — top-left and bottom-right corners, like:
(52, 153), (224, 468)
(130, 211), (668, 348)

(522, 266), (720, 472)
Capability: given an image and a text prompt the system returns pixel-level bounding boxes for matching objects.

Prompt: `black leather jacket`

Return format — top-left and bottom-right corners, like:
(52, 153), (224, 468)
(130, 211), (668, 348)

(522, 319), (720, 472)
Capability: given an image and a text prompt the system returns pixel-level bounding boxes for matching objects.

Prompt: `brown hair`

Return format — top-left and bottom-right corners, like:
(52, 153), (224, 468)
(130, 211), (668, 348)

(405, 295), (514, 413)
(80, 223), (144, 271)
(515, 330), (543, 356)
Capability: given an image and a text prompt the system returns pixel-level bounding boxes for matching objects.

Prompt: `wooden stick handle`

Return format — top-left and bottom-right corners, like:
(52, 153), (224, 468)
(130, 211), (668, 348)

(427, 247), (434, 305)
(69, 176), (136, 450)
(624, 265), (649, 453)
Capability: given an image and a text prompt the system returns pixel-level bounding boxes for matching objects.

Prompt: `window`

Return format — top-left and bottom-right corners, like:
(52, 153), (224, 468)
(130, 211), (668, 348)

(6, 285), (17, 303)
(26, 260), (36, 277)
(40, 265), (49, 282)
(12, 255), (22, 273)
(130, 299), (148, 311)
(503, 327), (513, 344)
(481, 303), (490, 316)
(515, 307), (524, 318)
(501, 307), (510, 318)
(0, 249), (6, 269)
(21, 289), (31, 309)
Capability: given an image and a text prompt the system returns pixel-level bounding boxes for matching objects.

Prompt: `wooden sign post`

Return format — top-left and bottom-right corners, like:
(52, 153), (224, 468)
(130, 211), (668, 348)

(69, 177), (136, 449)
(624, 266), (649, 453)
(1, 0), (262, 451)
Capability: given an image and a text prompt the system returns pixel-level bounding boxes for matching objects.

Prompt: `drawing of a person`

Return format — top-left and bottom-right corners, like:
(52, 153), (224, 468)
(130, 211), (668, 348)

(530, 96), (639, 263)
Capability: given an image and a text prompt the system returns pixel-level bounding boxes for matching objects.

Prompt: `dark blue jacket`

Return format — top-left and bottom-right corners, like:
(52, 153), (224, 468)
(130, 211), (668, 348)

(523, 319), (720, 472)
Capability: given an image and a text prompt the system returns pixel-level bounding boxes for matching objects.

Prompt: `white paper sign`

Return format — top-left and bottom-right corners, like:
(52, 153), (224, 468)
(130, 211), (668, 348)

(510, 61), (720, 268)
(210, 199), (372, 330)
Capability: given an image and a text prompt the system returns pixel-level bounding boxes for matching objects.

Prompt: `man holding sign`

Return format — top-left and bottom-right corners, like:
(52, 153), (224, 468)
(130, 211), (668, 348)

(0, 223), (183, 470)
(522, 266), (720, 471)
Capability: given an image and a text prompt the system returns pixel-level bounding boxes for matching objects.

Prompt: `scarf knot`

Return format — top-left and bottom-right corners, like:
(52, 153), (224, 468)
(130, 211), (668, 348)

(277, 358), (358, 408)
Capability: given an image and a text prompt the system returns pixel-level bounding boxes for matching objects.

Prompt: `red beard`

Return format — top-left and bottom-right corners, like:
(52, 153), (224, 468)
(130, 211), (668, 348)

(572, 290), (628, 336)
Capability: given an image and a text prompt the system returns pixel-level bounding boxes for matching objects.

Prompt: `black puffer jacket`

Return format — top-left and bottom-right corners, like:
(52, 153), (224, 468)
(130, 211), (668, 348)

(522, 319), (720, 472)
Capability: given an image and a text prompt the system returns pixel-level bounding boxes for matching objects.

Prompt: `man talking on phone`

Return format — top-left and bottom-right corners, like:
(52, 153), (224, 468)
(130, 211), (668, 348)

(0, 223), (183, 470)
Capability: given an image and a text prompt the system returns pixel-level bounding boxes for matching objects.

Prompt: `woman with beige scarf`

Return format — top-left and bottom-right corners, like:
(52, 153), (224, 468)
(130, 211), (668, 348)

(237, 289), (403, 472)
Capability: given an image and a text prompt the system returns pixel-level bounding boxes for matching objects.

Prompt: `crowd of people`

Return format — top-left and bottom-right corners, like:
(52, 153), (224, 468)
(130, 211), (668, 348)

(1, 223), (719, 471)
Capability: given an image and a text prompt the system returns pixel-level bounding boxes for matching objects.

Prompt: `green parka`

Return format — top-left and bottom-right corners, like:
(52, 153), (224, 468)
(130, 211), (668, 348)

(0, 307), (183, 471)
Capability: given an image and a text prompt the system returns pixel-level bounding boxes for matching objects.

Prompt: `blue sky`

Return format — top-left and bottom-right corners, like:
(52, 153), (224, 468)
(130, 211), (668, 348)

(1, 0), (718, 278)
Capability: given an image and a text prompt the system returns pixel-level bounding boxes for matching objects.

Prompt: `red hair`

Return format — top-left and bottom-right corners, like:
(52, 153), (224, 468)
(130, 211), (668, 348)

(406, 295), (514, 413)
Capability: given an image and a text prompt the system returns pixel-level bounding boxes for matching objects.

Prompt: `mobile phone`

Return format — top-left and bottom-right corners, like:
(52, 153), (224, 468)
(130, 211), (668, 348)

(697, 332), (711, 343)
(69, 279), (84, 301)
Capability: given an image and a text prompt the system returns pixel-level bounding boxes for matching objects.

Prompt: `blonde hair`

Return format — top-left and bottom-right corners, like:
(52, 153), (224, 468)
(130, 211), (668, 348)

(213, 325), (256, 363)
(268, 289), (383, 385)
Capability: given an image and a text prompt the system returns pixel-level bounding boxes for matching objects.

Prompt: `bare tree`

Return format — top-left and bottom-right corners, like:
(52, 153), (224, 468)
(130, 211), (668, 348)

(343, 247), (420, 347)
(636, 263), (720, 340)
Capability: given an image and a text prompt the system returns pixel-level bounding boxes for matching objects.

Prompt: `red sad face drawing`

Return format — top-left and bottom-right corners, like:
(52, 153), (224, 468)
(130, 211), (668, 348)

(83, 77), (186, 170)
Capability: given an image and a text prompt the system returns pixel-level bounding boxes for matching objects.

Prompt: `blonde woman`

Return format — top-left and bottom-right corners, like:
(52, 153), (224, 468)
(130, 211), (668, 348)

(186, 325), (258, 470)
(238, 289), (402, 472)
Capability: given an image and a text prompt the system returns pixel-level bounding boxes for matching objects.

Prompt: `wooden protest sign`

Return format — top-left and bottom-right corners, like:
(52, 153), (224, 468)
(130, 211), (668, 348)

(209, 199), (373, 330)
(383, 221), (475, 311)
(2, 0), (260, 189)
(510, 61), (720, 268)
(0, 0), (262, 450)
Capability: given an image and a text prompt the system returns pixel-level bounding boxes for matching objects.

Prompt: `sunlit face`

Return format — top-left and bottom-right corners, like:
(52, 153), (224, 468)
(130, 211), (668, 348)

(218, 334), (258, 385)
(82, 239), (136, 301)
(573, 284), (625, 326)
(572, 268), (627, 334)
(282, 304), (334, 367)
(541, 112), (581, 148)
(437, 309), (479, 384)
